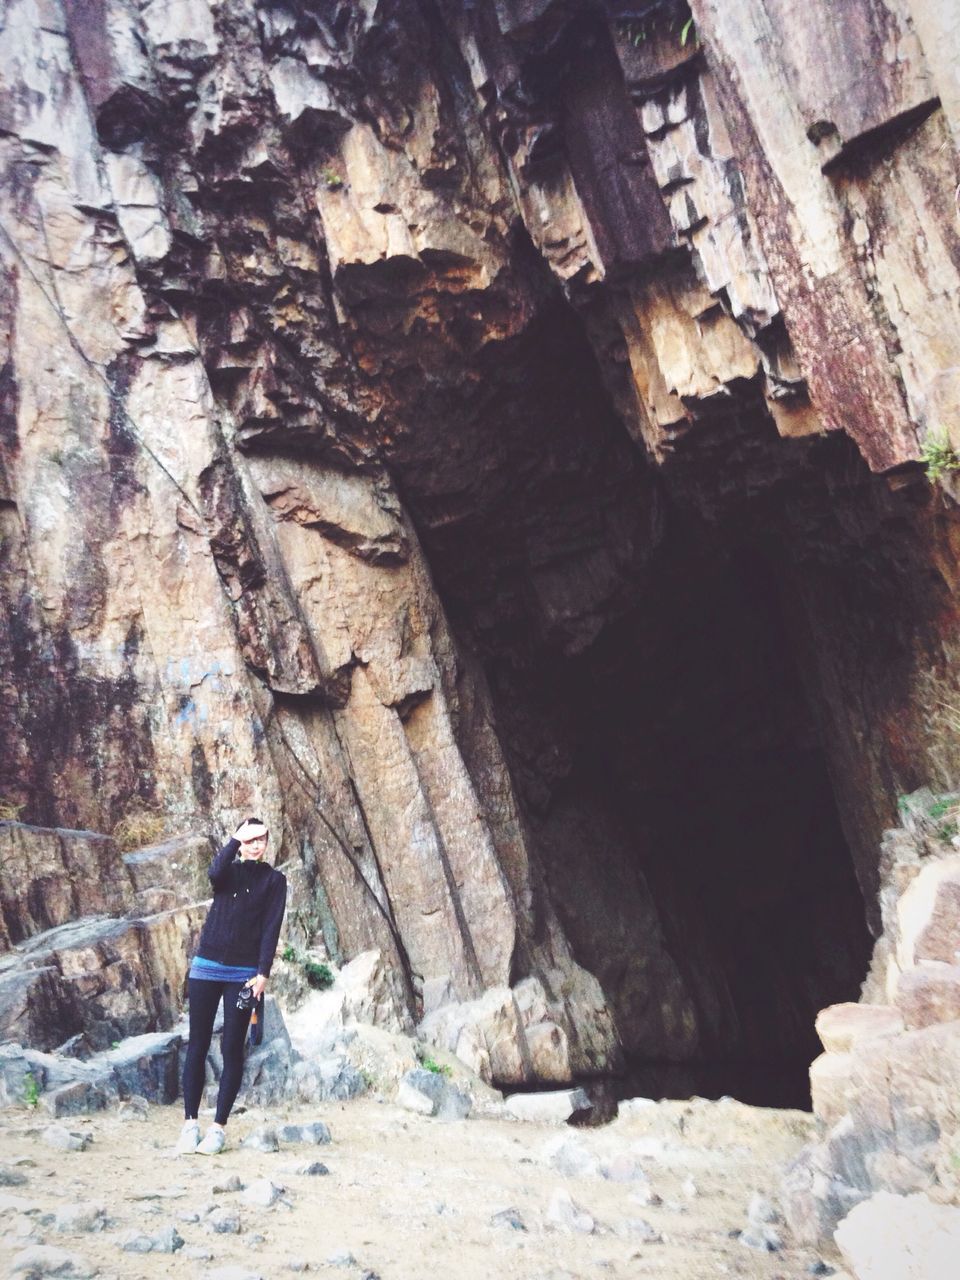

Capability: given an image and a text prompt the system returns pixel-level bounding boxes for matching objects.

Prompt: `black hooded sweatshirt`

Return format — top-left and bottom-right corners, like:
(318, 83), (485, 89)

(194, 838), (287, 977)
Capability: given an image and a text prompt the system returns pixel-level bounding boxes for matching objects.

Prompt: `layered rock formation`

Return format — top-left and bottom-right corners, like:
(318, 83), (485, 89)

(0, 823), (209, 1051)
(784, 793), (960, 1244)
(2, 0), (960, 1116)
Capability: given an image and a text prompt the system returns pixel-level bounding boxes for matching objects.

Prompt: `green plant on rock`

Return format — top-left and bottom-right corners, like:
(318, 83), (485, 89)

(23, 1072), (39, 1108)
(279, 944), (334, 989)
(303, 958), (333, 990)
(921, 431), (960, 482)
(929, 796), (953, 821)
(416, 1048), (452, 1078)
(321, 167), (344, 191)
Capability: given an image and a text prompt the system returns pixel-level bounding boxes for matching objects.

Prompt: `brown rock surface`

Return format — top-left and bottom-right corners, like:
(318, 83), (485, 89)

(0, 823), (132, 947)
(896, 962), (960, 1029)
(2, 0), (960, 1108)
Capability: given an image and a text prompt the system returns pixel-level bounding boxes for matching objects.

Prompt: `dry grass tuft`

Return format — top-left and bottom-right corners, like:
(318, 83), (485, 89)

(112, 808), (166, 851)
(0, 798), (25, 822)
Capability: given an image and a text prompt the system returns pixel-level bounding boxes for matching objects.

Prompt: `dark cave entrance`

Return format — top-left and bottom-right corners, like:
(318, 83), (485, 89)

(389, 293), (914, 1111)
(506, 504), (875, 1109)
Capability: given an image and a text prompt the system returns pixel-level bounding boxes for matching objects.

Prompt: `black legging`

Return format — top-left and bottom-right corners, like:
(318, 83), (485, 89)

(182, 977), (253, 1125)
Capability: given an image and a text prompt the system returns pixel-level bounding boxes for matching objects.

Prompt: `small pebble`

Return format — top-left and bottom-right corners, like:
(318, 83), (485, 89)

(491, 1207), (526, 1231)
(213, 1175), (244, 1194)
(739, 1224), (782, 1252)
(151, 1224), (184, 1254)
(747, 1193), (781, 1225)
(546, 1188), (595, 1234)
(625, 1218), (662, 1243)
(117, 1097), (149, 1122)
(630, 1184), (662, 1208)
(206, 1206), (242, 1234)
(327, 1248), (356, 1266)
(600, 1154), (644, 1183)
(54, 1203), (106, 1234)
(120, 1233), (155, 1254)
(243, 1179), (284, 1209)
(241, 1126), (279, 1154)
(41, 1126), (90, 1153)
(8, 1244), (95, 1277)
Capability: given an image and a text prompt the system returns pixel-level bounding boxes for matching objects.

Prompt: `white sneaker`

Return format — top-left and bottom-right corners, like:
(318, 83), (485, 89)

(176, 1119), (200, 1155)
(196, 1125), (226, 1155)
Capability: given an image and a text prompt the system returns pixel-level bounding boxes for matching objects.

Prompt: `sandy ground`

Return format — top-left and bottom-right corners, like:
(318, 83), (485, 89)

(0, 1095), (830, 1280)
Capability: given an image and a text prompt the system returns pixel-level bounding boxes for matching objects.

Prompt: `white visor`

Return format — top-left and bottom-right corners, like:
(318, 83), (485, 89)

(237, 821), (268, 841)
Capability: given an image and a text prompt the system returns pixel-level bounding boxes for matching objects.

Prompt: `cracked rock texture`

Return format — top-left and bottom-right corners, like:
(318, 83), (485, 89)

(2, 0), (960, 1114)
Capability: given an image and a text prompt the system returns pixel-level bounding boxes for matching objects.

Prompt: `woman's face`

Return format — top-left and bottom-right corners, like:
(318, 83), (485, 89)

(239, 833), (268, 860)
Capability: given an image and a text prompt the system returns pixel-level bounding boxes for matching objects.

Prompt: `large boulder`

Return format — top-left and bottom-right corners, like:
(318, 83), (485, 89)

(784, 1020), (960, 1243)
(418, 976), (573, 1086)
(0, 1034), (185, 1111)
(201, 997), (302, 1108)
(103, 1031), (184, 1103)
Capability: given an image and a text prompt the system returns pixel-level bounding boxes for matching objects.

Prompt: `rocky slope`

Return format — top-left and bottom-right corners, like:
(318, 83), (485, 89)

(3, 0), (960, 1170)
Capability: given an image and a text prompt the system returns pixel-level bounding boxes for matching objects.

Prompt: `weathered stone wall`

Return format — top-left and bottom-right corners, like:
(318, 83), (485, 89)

(1, 0), (960, 1087)
(784, 793), (960, 1244)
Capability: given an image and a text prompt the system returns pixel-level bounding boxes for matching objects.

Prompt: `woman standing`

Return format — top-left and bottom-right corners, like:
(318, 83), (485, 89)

(177, 817), (287, 1155)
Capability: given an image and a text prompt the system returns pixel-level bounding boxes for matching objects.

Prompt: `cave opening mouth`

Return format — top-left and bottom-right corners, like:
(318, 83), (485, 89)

(477, 444), (886, 1112)
(392, 291), (914, 1113)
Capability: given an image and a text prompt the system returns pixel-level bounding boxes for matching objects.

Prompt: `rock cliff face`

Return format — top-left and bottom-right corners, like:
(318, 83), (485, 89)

(2, 0), (960, 1096)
